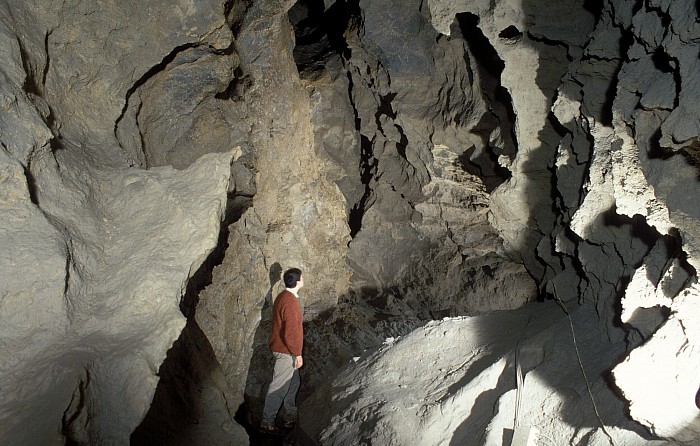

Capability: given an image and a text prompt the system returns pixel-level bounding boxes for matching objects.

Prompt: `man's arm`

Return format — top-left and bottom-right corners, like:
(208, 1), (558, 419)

(282, 293), (304, 366)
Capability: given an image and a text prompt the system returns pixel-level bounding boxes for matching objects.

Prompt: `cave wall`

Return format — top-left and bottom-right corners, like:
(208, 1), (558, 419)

(1, 0), (700, 444)
(194, 0), (352, 428)
(301, 0), (700, 443)
(194, 0), (541, 431)
(423, 0), (700, 442)
(0, 1), (238, 444)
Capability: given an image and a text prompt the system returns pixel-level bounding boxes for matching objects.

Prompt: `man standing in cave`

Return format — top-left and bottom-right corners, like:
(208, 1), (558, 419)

(259, 267), (304, 435)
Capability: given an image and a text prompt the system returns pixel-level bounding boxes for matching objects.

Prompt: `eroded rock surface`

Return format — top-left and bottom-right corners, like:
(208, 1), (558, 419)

(2, 0), (700, 444)
(0, 1), (238, 444)
(300, 301), (664, 446)
(298, 0), (700, 443)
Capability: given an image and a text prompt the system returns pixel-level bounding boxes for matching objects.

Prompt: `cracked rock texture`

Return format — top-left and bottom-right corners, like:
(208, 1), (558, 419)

(2, 0), (700, 444)
(0, 0), (237, 444)
(300, 0), (700, 444)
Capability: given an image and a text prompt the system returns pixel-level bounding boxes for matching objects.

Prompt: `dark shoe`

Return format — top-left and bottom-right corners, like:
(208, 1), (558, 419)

(282, 419), (296, 429)
(259, 423), (284, 436)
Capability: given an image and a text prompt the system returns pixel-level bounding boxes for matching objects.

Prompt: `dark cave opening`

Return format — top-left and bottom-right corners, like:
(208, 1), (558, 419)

(498, 25), (522, 40)
(215, 66), (252, 101)
(453, 12), (515, 192)
(583, 0), (604, 20)
(455, 13), (504, 81)
(348, 134), (377, 239)
(287, 0), (359, 78)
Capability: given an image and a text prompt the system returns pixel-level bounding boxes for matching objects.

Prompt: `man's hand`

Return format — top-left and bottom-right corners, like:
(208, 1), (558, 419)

(294, 355), (303, 369)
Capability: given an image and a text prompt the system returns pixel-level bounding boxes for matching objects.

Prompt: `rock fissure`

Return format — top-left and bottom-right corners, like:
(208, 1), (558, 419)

(114, 42), (199, 167)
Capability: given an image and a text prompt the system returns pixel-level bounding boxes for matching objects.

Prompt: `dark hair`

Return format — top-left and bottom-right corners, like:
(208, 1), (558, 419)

(283, 268), (302, 288)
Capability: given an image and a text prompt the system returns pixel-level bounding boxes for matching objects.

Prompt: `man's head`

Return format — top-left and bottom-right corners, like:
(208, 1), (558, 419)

(283, 268), (303, 289)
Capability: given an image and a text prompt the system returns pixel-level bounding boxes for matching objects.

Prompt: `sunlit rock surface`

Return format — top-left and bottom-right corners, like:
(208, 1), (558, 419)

(300, 301), (665, 446)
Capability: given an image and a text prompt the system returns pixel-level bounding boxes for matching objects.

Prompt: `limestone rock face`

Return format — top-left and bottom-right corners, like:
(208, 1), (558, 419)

(1, 147), (233, 445)
(193, 0), (352, 429)
(277, 0), (540, 399)
(603, 1), (700, 442)
(298, 0), (700, 443)
(0, 0), (237, 444)
(3, 0), (700, 444)
(300, 301), (663, 446)
(427, 0), (700, 441)
(339, 0), (527, 306)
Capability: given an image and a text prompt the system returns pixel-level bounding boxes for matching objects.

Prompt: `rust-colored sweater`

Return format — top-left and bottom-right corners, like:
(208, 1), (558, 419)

(268, 290), (303, 356)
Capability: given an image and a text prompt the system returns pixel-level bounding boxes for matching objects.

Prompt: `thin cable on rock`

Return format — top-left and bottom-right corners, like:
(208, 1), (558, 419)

(513, 315), (532, 431)
(553, 288), (619, 446)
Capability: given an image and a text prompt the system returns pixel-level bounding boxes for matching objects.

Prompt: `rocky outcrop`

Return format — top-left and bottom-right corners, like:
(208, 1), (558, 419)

(602, 2), (700, 442)
(268, 0), (541, 403)
(0, 1), (237, 444)
(299, 0), (700, 443)
(190, 0), (353, 437)
(300, 301), (663, 446)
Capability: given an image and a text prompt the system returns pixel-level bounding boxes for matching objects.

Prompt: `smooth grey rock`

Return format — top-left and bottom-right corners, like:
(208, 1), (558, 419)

(0, 1), (238, 444)
(301, 301), (660, 446)
(0, 148), (234, 445)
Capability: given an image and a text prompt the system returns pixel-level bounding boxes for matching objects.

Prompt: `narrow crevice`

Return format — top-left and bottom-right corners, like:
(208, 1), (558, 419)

(16, 33), (59, 145)
(345, 66), (377, 240)
(395, 127), (408, 161)
(22, 162), (40, 206)
(288, 0), (359, 78)
(135, 102), (150, 168)
(62, 239), (73, 299)
(374, 93), (409, 162)
(181, 193), (253, 318)
(42, 29), (52, 89)
(374, 92), (397, 131)
(61, 368), (90, 445)
(16, 35), (41, 96)
(456, 13), (503, 79)
(347, 70), (361, 130)
(651, 46), (680, 109)
(348, 134), (376, 239)
(596, 24), (634, 126)
(114, 42), (199, 167)
(453, 12), (514, 191)
(577, 114), (596, 207)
